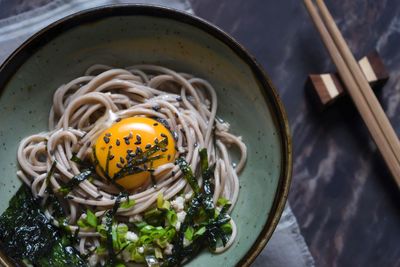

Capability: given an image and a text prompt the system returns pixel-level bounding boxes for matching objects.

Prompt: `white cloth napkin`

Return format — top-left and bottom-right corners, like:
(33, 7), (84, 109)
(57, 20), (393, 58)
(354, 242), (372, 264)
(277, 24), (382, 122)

(0, 1), (314, 266)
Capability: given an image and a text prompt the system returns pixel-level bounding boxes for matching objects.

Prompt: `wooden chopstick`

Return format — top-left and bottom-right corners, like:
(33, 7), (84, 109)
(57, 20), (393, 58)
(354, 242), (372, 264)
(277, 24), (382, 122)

(304, 0), (400, 187)
(315, 0), (400, 165)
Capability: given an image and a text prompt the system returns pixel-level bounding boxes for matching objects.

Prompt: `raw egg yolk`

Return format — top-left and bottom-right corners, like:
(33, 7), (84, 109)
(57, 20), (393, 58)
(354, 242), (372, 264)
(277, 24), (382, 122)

(93, 117), (176, 190)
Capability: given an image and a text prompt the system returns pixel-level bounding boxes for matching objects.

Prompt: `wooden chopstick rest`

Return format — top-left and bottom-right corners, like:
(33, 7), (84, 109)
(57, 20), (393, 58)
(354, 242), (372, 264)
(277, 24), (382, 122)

(307, 51), (389, 107)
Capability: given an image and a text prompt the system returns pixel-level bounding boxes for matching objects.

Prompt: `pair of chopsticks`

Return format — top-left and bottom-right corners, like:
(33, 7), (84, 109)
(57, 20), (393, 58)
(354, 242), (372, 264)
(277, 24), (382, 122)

(304, 0), (400, 188)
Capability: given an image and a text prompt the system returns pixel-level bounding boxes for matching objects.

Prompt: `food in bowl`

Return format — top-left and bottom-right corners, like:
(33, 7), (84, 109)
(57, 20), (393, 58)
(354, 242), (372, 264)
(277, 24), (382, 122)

(0, 64), (247, 266)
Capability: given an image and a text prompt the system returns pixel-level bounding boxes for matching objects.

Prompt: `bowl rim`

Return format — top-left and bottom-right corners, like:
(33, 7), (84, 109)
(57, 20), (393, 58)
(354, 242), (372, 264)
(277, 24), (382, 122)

(0, 4), (292, 267)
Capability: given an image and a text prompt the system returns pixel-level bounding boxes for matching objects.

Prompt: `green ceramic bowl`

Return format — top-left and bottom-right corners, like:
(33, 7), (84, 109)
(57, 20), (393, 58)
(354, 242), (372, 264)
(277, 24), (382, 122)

(0, 5), (291, 267)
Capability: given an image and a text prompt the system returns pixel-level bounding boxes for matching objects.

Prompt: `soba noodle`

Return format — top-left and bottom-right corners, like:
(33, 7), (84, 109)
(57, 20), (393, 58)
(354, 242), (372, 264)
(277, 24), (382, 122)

(16, 64), (247, 264)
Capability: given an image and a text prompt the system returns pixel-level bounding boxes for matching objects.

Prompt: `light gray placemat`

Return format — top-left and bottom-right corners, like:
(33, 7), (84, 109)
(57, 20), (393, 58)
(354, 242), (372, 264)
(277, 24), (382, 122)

(0, 1), (314, 266)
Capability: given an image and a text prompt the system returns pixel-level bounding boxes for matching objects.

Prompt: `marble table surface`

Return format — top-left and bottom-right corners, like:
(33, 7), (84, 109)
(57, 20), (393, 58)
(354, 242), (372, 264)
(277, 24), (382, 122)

(1, 0), (400, 266)
(189, 1), (400, 266)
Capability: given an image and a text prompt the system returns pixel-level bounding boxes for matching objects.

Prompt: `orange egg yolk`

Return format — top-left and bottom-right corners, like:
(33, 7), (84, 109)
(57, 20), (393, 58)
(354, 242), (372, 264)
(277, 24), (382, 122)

(93, 117), (176, 190)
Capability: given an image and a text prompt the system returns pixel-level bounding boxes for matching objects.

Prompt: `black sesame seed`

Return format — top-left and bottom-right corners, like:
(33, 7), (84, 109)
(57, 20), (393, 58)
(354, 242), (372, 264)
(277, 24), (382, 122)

(115, 118), (122, 122)
(153, 123), (158, 126)
(145, 144), (151, 149)
(128, 132), (133, 139)
(136, 135), (141, 141)
(103, 136), (110, 144)
(167, 155), (171, 160)
(161, 133), (167, 138)
(105, 133), (112, 137)
(154, 138), (159, 144)
(120, 157), (125, 164)
(136, 147), (142, 154)
(116, 139), (120, 146)
(124, 139), (130, 145)
(134, 141), (141, 145)
(109, 154), (115, 160)
(161, 148), (168, 152)
(116, 163), (123, 168)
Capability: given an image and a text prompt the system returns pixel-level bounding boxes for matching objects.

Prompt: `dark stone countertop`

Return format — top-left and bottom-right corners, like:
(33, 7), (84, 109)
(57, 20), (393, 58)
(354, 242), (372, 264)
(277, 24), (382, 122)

(189, 0), (400, 266)
(1, 0), (400, 266)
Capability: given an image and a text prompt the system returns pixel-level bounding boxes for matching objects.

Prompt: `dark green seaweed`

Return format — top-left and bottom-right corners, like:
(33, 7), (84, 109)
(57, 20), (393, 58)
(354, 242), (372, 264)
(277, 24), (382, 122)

(104, 192), (128, 266)
(70, 154), (88, 167)
(163, 152), (231, 266)
(59, 169), (94, 195)
(199, 149), (216, 219)
(176, 157), (200, 195)
(0, 186), (87, 266)
(113, 137), (168, 181)
(43, 161), (65, 218)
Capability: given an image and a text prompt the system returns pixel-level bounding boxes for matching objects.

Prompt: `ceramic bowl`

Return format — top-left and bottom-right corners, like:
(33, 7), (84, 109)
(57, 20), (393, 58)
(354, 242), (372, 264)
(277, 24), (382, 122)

(0, 5), (292, 267)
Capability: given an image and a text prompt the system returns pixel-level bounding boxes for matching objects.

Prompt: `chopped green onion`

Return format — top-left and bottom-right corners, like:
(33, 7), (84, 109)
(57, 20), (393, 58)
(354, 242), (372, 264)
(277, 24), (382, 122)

(193, 226), (206, 238)
(217, 197), (230, 207)
(165, 228), (176, 241)
(184, 226), (194, 241)
(77, 219), (88, 229)
(157, 193), (164, 209)
(166, 210), (177, 226)
(155, 247), (163, 259)
(221, 222), (233, 234)
(132, 248), (145, 262)
(120, 199), (135, 209)
(144, 208), (164, 226)
(134, 221), (148, 229)
(117, 224), (129, 237)
(139, 235), (152, 244)
(95, 246), (107, 255)
(96, 224), (107, 237)
(86, 209), (98, 228)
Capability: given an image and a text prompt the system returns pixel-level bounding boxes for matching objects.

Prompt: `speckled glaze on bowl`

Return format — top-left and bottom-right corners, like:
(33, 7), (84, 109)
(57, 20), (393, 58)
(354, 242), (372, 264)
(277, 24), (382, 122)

(0, 5), (291, 267)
